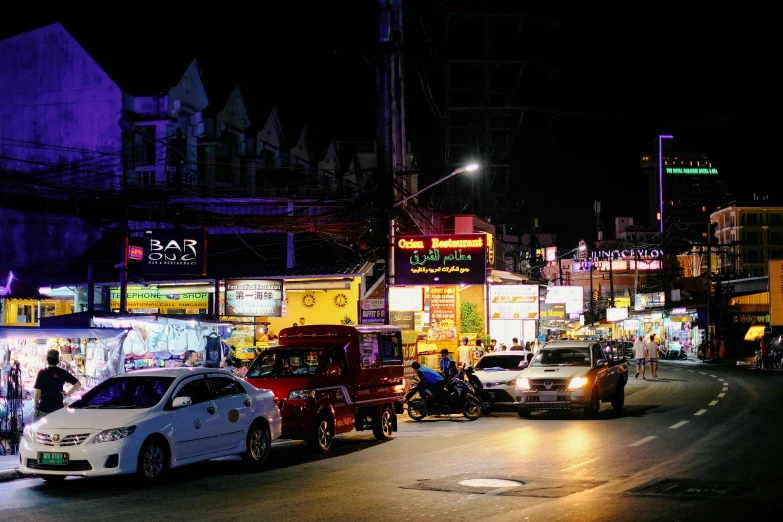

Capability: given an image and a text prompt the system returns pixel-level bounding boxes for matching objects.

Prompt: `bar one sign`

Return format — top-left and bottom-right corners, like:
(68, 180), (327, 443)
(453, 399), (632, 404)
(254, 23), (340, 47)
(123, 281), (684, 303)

(394, 234), (487, 285)
(143, 229), (207, 276)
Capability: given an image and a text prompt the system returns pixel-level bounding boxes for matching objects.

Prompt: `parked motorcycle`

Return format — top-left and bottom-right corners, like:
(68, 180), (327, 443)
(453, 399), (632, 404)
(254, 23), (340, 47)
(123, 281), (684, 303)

(406, 370), (482, 421)
(462, 366), (493, 415)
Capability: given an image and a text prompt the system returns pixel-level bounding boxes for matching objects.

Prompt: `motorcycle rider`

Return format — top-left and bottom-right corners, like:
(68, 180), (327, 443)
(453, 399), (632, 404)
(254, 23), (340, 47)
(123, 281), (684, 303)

(409, 361), (447, 405)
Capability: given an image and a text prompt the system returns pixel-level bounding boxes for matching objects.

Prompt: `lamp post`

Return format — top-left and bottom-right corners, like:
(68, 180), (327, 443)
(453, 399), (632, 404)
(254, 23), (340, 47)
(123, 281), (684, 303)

(384, 163), (479, 324)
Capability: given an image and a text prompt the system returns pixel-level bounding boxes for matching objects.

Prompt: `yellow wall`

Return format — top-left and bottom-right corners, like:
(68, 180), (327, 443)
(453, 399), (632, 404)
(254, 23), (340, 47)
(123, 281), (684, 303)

(265, 278), (361, 335)
(3, 299), (73, 326)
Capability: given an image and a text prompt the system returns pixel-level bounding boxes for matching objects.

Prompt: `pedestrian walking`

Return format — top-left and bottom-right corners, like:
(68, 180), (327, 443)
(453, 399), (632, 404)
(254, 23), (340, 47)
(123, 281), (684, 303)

(633, 337), (648, 380)
(646, 334), (660, 378)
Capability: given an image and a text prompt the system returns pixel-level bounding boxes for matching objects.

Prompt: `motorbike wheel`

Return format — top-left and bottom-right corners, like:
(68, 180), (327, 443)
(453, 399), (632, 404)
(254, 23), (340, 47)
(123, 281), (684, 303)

(462, 396), (482, 421)
(481, 402), (493, 416)
(407, 399), (427, 421)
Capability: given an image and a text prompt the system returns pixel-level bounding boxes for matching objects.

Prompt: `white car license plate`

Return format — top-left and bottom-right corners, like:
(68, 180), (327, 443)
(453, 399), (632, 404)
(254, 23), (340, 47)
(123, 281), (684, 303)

(539, 391), (557, 402)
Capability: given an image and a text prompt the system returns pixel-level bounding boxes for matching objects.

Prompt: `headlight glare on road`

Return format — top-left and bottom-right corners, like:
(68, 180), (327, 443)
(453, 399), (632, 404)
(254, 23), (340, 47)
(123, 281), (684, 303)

(91, 426), (136, 444)
(568, 377), (588, 390)
(516, 377), (530, 390)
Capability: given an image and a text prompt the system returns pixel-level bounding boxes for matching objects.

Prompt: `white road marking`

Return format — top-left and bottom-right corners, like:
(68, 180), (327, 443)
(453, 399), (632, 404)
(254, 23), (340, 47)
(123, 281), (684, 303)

(669, 421), (689, 429)
(699, 372), (707, 375)
(687, 370), (695, 373)
(560, 457), (599, 471)
(710, 374), (717, 377)
(629, 436), (657, 447)
(709, 400), (719, 406)
(718, 393), (725, 398)
(694, 409), (708, 416)
(718, 379), (725, 382)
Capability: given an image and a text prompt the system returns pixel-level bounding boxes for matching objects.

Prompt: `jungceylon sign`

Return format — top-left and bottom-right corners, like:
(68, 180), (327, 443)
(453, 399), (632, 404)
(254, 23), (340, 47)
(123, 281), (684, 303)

(590, 249), (663, 260)
(393, 234), (487, 286)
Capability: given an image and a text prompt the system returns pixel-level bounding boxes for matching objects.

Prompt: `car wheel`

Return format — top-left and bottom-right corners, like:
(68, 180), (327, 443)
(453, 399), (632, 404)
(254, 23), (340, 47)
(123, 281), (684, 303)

(241, 421), (270, 467)
(372, 405), (395, 441)
(41, 475), (66, 483)
(583, 388), (600, 417)
(517, 408), (531, 418)
(309, 413), (333, 452)
(611, 383), (625, 411)
(137, 437), (168, 483)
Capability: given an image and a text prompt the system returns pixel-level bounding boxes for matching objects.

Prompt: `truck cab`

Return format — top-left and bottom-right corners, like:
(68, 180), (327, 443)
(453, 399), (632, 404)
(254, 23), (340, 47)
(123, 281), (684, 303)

(245, 325), (405, 451)
(515, 340), (628, 418)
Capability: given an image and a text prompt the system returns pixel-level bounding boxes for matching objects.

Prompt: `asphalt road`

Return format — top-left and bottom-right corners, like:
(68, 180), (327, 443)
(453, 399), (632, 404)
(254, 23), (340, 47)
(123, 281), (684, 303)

(2, 360), (782, 522)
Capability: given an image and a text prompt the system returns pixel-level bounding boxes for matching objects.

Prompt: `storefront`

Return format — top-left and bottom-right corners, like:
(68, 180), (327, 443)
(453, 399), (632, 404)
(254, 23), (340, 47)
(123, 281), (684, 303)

(390, 233), (489, 368)
(0, 326), (127, 430)
(664, 307), (701, 353)
(91, 315), (235, 374)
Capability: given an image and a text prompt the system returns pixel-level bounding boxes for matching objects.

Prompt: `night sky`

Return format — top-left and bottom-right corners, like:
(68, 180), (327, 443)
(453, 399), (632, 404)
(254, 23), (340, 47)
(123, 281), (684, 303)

(2, 4), (772, 249)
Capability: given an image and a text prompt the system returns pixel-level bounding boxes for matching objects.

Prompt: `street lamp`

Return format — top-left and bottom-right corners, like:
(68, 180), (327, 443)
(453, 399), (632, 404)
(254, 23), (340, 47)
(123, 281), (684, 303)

(393, 163), (479, 207)
(384, 163), (479, 324)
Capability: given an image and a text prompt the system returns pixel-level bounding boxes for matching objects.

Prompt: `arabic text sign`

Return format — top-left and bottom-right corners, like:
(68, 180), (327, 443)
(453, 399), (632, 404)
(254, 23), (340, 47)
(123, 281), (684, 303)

(489, 285), (539, 320)
(545, 286), (584, 314)
(394, 234), (487, 285)
(225, 279), (283, 317)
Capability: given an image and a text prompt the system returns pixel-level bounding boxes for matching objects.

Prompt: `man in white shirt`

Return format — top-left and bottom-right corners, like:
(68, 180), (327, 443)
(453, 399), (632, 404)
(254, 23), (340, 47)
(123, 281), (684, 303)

(633, 337), (648, 379)
(646, 334), (661, 378)
(458, 337), (472, 369)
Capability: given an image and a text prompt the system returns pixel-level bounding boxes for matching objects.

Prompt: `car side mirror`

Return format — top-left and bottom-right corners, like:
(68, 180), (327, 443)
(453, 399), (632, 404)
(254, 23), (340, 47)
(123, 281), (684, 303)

(172, 396), (192, 409)
(596, 360), (607, 368)
(327, 364), (341, 377)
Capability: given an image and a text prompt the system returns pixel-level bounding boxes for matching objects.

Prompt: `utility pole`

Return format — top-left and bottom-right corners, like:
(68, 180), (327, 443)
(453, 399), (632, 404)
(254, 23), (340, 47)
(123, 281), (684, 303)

(118, 220), (128, 314)
(706, 226), (712, 353)
(377, 0), (406, 325)
(609, 252), (615, 307)
(589, 265), (595, 316)
(633, 248), (640, 309)
(558, 256), (563, 285)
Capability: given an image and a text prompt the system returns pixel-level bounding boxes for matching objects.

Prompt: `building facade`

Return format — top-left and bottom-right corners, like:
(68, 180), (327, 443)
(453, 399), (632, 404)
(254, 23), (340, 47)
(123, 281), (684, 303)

(710, 205), (783, 277)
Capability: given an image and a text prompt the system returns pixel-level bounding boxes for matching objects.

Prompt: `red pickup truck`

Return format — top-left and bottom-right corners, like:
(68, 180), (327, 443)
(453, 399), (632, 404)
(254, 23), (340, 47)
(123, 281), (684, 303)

(245, 325), (405, 451)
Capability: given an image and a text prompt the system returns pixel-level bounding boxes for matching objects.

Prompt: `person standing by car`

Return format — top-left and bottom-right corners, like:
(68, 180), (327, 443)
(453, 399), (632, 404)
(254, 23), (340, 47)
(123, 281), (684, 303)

(439, 348), (458, 382)
(472, 339), (484, 366)
(633, 337), (648, 379)
(33, 349), (81, 421)
(458, 337), (472, 369)
(646, 334), (661, 378)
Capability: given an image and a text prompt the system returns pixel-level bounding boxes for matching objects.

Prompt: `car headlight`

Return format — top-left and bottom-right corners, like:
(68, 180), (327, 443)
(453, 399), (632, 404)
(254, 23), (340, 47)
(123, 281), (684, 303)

(23, 427), (33, 444)
(288, 389), (316, 400)
(516, 377), (530, 390)
(568, 377), (589, 390)
(90, 426), (136, 444)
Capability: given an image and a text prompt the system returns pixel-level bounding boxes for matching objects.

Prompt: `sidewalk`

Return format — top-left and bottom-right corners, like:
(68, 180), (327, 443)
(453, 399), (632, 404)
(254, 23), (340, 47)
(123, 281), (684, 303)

(0, 453), (22, 482)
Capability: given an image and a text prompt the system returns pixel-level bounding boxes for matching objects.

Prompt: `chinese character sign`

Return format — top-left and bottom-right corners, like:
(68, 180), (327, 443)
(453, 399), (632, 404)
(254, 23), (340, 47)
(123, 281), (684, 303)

(225, 279), (284, 317)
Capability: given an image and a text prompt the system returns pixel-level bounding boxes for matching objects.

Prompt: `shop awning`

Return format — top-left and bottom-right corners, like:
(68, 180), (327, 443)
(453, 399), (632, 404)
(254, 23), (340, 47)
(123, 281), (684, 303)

(0, 327), (128, 340)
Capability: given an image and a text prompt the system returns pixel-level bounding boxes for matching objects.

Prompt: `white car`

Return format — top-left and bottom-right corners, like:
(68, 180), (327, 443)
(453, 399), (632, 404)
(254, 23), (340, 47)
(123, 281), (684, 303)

(20, 368), (282, 483)
(474, 352), (531, 411)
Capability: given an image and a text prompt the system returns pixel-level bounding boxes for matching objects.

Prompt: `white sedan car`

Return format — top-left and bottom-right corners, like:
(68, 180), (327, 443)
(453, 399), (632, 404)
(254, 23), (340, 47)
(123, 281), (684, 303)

(20, 368), (282, 483)
(474, 352), (531, 411)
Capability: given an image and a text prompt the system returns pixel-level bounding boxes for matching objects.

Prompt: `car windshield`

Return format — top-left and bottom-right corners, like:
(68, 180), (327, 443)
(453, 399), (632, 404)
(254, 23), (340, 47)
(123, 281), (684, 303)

(246, 349), (324, 378)
(71, 376), (175, 409)
(531, 348), (591, 367)
(476, 355), (526, 371)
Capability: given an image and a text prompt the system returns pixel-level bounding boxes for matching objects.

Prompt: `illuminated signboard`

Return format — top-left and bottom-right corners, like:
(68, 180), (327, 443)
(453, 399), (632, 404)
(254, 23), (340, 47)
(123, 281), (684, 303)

(591, 249), (662, 260)
(545, 286), (584, 314)
(225, 279), (284, 317)
(128, 246), (144, 261)
(143, 228), (207, 276)
(539, 303), (566, 321)
(109, 286), (209, 310)
(665, 167), (718, 175)
(489, 284), (539, 320)
(393, 234), (487, 285)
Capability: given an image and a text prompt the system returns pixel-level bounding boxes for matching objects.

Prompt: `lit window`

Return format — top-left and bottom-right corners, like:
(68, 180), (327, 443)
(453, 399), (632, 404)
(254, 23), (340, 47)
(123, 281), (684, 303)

(702, 206), (706, 211)
(656, 212), (661, 221)
(669, 200), (674, 206)
(702, 232), (707, 238)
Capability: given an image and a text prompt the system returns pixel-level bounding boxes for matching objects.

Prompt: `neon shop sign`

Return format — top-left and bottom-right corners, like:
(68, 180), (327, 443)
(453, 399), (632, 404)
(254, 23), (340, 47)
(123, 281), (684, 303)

(590, 249), (663, 260)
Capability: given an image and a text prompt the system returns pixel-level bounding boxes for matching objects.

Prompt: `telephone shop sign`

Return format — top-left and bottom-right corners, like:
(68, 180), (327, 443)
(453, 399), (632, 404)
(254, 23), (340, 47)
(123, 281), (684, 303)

(143, 229), (207, 276)
(394, 234), (487, 285)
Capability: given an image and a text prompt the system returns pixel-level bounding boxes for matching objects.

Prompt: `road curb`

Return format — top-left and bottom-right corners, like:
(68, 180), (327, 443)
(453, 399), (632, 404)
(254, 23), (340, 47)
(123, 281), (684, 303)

(0, 468), (22, 482)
